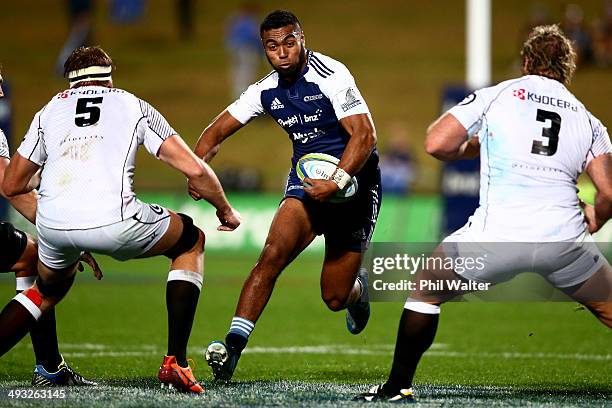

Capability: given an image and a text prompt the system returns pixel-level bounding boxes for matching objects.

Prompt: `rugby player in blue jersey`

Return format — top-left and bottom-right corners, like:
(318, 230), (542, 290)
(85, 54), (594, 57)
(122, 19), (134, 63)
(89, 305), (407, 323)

(190, 10), (381, 381)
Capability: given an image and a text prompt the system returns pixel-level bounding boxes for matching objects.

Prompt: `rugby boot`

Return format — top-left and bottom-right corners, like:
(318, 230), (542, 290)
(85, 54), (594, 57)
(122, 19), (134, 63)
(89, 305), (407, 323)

(205, 340), (240, 382)
(354, 384), (416, 403)
(158, 355), (203, 394)
(32, 356), (97, 386)
(346, 267), (371, 334)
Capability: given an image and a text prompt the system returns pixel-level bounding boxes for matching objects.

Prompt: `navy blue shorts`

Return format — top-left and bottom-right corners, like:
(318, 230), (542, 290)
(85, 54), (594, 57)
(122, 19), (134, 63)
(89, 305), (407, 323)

(284, 167), (382, 252)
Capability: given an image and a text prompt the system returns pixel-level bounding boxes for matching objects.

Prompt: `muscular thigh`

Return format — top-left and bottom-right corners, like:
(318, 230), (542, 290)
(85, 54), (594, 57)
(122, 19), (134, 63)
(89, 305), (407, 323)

(561, 262), (612, 303)
(320, 180), (382, 253)
(258, 198), (316, 268)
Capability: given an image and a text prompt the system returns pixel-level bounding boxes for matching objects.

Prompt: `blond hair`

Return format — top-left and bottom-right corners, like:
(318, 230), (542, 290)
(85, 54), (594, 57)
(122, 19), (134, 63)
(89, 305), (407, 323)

(521, 25), (576, 85)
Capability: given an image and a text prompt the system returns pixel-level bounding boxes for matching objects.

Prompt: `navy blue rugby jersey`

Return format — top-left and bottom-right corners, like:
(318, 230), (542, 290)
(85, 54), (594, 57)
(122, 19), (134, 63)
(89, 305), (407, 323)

(226, 50), (379, 176)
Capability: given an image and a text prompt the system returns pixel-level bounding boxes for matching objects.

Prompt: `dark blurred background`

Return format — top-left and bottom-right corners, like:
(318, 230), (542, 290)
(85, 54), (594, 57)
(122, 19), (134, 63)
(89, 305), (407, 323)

(1, 0), (609, 190)
(1, 0), (611, 243)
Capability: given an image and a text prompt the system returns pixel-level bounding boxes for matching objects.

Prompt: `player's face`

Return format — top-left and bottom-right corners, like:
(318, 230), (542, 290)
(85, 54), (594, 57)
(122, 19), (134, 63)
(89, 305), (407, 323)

(262, 24), (306, 80)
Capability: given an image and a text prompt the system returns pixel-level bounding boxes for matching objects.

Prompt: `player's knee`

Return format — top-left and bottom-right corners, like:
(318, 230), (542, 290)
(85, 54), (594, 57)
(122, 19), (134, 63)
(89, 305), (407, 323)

(164, 213), (203, 259)
(259, 243), (289, 270)
(322, 293), (348, 312)
(35, 273), (75, 300)
(14, 274), (69, 320)
(14, 285), (46, 320)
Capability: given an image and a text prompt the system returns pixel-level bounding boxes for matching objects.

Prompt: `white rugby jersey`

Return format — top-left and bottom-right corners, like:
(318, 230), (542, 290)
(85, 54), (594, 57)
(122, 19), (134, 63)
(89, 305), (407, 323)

(0, 129), (9, 158)
(448, 75), (611, 241)
(18, 86), (176, 229)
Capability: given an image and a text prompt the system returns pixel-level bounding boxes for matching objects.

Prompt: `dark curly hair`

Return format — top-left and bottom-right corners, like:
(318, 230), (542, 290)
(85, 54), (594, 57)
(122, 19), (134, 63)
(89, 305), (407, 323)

(521, 25), (576, 85)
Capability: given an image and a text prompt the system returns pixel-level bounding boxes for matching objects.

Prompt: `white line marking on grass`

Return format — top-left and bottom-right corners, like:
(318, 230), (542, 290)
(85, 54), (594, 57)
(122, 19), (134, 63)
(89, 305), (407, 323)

(243, 343), (447, 355)
(425, 351), (612, 361)
(65, 351), (159, 358)
(60, 343), (158, 350)
(55, 343), (612, 362)
(244, 345), (612, 362)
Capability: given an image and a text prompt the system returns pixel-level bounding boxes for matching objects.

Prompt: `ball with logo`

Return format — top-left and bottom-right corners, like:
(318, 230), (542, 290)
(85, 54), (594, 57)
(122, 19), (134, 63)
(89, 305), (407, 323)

(296, 153), (358, 203)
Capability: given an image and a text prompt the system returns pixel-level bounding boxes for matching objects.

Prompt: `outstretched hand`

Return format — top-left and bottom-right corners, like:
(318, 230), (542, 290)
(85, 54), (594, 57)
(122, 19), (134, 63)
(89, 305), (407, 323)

(303, 178), (339, 202)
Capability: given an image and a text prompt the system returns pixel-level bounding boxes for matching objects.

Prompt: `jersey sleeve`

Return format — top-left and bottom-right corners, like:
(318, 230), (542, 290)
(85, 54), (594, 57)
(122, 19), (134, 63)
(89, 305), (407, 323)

(586, 112), (612, 165)
(138, 99), (178, 157)
(447, 90), (489, 136)
(0, 129), (9, 158)
(17, 109), (47, 165)
(226, 82), (265, 124)
(325, 63), (371, 120)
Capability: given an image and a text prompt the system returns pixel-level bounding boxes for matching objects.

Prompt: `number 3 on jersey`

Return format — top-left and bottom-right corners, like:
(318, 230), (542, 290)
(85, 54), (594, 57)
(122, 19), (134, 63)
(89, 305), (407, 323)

(531, 109), (561, 156)
(75, 97), (103, 127)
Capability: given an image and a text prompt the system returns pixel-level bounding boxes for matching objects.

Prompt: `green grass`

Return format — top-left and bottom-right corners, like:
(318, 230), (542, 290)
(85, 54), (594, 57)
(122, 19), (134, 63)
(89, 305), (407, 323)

(0, 253), (610, 406)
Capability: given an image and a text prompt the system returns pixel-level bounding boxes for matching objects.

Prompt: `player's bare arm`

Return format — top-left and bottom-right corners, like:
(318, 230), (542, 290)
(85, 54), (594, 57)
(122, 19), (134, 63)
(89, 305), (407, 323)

(189, 111), (244, 201)
(304, 113), (376, 202)
(0, 156), (37, 224)
(425, 112), (480, 161)
(583, 152), (612, 233)
(194, 110), (244, 163)
(2, 153), (41, 198)
(337, 113), (377, 175)
(159, 134), (241, 231)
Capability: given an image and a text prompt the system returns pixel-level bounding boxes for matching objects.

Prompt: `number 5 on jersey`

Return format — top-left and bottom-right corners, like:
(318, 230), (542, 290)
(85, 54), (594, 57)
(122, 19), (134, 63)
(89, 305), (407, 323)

(75, 97), (103, 127)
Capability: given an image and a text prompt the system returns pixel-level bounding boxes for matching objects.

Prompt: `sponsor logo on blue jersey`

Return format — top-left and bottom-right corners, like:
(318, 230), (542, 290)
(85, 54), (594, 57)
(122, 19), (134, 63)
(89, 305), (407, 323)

(304, 93), (323, 102)
(292, 128), (325, 144)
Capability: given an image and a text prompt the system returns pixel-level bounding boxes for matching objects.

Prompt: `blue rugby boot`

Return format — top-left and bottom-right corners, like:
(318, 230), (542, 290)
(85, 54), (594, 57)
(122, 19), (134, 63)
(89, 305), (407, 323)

(32, 356), (97, 386)
(346, 267), (371, 334)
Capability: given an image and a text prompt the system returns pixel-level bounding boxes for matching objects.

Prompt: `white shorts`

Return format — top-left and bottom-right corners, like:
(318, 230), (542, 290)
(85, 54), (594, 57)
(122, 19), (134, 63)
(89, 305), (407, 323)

(37, 201), (171, 269)
(441, 222), (607, 288)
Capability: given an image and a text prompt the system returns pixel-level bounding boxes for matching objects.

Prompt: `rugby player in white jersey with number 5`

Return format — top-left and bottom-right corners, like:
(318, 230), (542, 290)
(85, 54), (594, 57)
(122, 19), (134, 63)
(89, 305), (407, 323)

(357, 25), (611, 403)
(0, 46), (241, 394)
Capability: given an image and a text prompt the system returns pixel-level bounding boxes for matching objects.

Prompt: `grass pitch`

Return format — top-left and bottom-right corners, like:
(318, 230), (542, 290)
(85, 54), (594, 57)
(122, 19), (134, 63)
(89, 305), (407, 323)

(0, 253), (611, 407)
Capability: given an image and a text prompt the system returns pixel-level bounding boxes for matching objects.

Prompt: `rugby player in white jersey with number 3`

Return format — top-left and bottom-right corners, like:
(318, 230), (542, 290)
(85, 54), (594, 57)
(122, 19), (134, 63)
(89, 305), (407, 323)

(0, 46), (241, 394)
(357, 25), (612, 403)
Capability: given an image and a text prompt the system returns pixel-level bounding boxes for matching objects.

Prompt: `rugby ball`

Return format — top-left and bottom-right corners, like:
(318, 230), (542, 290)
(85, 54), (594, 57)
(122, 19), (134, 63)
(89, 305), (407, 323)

(296, 153), (358, 202)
